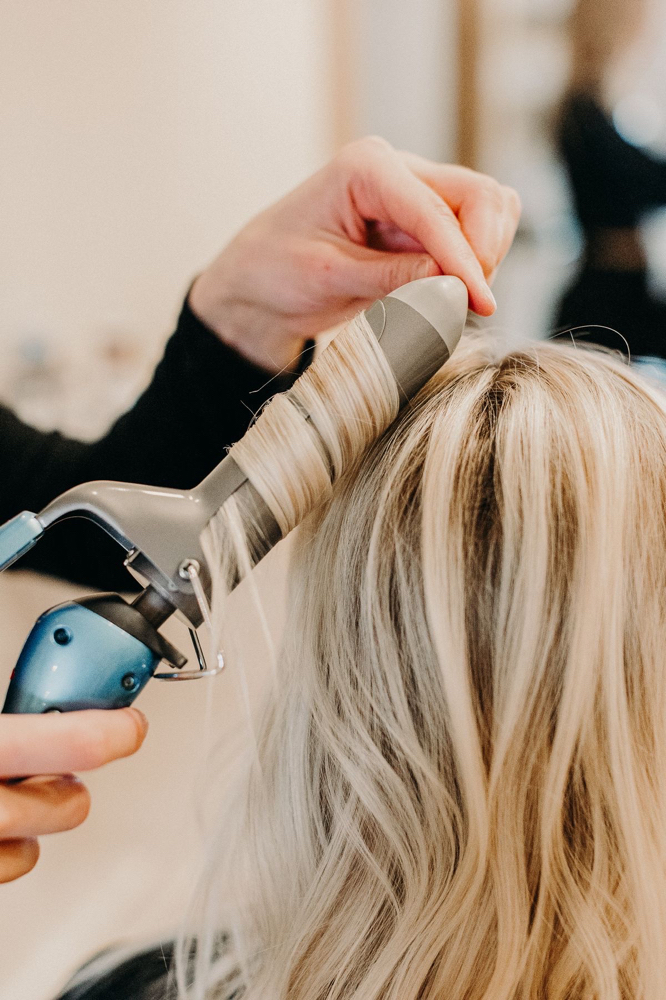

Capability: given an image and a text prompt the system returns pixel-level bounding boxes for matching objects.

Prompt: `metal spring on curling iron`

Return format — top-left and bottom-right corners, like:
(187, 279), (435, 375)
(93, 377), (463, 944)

(153, 559), (224, 681)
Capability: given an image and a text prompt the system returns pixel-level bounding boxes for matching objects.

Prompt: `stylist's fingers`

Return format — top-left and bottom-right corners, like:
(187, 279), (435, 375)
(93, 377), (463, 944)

(484, 202), (521, 290)
(0, 838), (39, 884)
(456, 184), (520, 278)
(339, 137), (495, 315)
(0, 708), (148, 779)
(0, 775), (90, 838)
(497, 187), (522, 264)
(400, 154), (521, 279)
(333, 242), (441, 302)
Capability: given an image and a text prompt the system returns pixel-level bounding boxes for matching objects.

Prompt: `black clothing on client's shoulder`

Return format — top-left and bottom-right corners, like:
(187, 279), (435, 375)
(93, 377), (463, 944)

(1, 297), (313, 589)
(57, 941), (239, 1000)
(554, 90), (666, 357)
(57, 944), (178, 1000)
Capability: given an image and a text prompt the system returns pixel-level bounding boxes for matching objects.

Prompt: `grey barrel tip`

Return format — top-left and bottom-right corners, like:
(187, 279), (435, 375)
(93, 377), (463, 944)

(364, 275), (469, 405)
(386, 275), (469, 356)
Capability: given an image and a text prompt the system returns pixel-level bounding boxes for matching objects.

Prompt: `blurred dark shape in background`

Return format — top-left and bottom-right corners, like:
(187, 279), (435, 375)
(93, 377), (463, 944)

(553, 0), (666, 358)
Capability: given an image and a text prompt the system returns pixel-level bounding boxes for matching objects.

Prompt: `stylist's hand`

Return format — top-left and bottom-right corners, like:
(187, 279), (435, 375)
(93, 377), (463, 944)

(189, 136), (521, 371)
(0, 708), (147, 883)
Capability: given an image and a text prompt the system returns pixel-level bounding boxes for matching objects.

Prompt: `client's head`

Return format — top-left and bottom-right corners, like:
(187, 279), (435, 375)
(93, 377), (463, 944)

(196, 321), (666, 1000)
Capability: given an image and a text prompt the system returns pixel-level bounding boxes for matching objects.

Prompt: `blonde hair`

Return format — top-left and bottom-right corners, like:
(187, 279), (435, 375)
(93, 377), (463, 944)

(184, 319), (666, 1000)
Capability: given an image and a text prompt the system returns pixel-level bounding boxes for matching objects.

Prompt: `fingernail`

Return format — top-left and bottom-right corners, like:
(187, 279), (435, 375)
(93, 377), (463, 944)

(485, 284), (497, 310)
(54, 773), (84, 788)
(128, 707), (149, 737)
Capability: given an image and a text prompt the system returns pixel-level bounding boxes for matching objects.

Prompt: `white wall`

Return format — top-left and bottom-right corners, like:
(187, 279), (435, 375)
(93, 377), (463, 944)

(0, 0), (331, 373)
(347, 0), (458, 162)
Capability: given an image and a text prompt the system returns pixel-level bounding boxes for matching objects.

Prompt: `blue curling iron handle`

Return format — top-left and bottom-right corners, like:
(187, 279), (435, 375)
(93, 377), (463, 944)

(4, 601), (158, 713)
(2, 595), (184, 714)
(0, 514), (159, 712)
(0, 511), (44, 571)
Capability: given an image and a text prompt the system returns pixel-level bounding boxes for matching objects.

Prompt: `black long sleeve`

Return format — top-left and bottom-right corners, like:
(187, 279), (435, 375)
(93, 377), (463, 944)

(1, 298), (313, 590)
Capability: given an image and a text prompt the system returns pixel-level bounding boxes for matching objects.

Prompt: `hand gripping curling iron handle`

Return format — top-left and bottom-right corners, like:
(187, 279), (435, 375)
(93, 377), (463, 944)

(0, 275), (468, 713)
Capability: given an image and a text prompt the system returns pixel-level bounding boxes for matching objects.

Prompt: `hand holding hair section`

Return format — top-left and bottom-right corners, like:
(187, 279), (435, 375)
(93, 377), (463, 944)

(0, 276), (467, 712)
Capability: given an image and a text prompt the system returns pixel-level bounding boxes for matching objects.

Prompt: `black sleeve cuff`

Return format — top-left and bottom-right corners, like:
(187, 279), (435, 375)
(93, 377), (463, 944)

(136, 295), (316, 488)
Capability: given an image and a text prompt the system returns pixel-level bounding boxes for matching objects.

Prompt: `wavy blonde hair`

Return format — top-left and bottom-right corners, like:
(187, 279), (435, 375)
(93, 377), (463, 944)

(185, 319), (666, 1000)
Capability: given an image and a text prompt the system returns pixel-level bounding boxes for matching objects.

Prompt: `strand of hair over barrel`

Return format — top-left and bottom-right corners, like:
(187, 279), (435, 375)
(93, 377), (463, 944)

(211, 311), (401, 562)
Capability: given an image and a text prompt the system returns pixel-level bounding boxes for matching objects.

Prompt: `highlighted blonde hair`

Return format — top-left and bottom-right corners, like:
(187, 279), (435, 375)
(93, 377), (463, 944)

(186, 321), (666, 1000)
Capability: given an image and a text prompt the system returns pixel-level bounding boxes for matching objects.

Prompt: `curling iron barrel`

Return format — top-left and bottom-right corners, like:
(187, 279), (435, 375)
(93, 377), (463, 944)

(0, 276), (468, 713)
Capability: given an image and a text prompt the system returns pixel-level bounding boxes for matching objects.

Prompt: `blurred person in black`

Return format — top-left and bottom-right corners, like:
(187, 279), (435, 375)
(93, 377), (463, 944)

(554, 0), (666, 358)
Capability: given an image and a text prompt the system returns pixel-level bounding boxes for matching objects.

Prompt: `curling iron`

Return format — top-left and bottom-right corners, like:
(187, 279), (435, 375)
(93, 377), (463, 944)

(0, 276), (468, 714)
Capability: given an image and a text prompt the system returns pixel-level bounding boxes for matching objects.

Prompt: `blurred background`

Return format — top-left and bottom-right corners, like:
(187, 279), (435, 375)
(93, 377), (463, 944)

(2, 1), (666, 997)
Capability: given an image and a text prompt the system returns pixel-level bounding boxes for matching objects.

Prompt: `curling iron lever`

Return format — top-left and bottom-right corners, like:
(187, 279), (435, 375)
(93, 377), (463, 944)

(0, 276), (468, 713)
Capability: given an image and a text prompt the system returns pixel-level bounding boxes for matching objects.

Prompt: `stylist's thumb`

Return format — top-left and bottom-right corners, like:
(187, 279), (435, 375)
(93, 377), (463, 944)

(351, 248), (442, 302)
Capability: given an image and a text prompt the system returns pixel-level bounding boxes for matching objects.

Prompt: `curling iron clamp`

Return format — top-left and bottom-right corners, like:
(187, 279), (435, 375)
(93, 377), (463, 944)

(0, 276), (468, 714)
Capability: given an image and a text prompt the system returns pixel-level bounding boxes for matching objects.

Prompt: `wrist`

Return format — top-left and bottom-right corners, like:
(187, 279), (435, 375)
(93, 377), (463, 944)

(188, 270), (306, 374)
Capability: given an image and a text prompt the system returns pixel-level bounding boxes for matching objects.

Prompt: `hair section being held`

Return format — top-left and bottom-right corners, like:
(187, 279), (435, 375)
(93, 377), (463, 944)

(202, 309), (400, 600)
